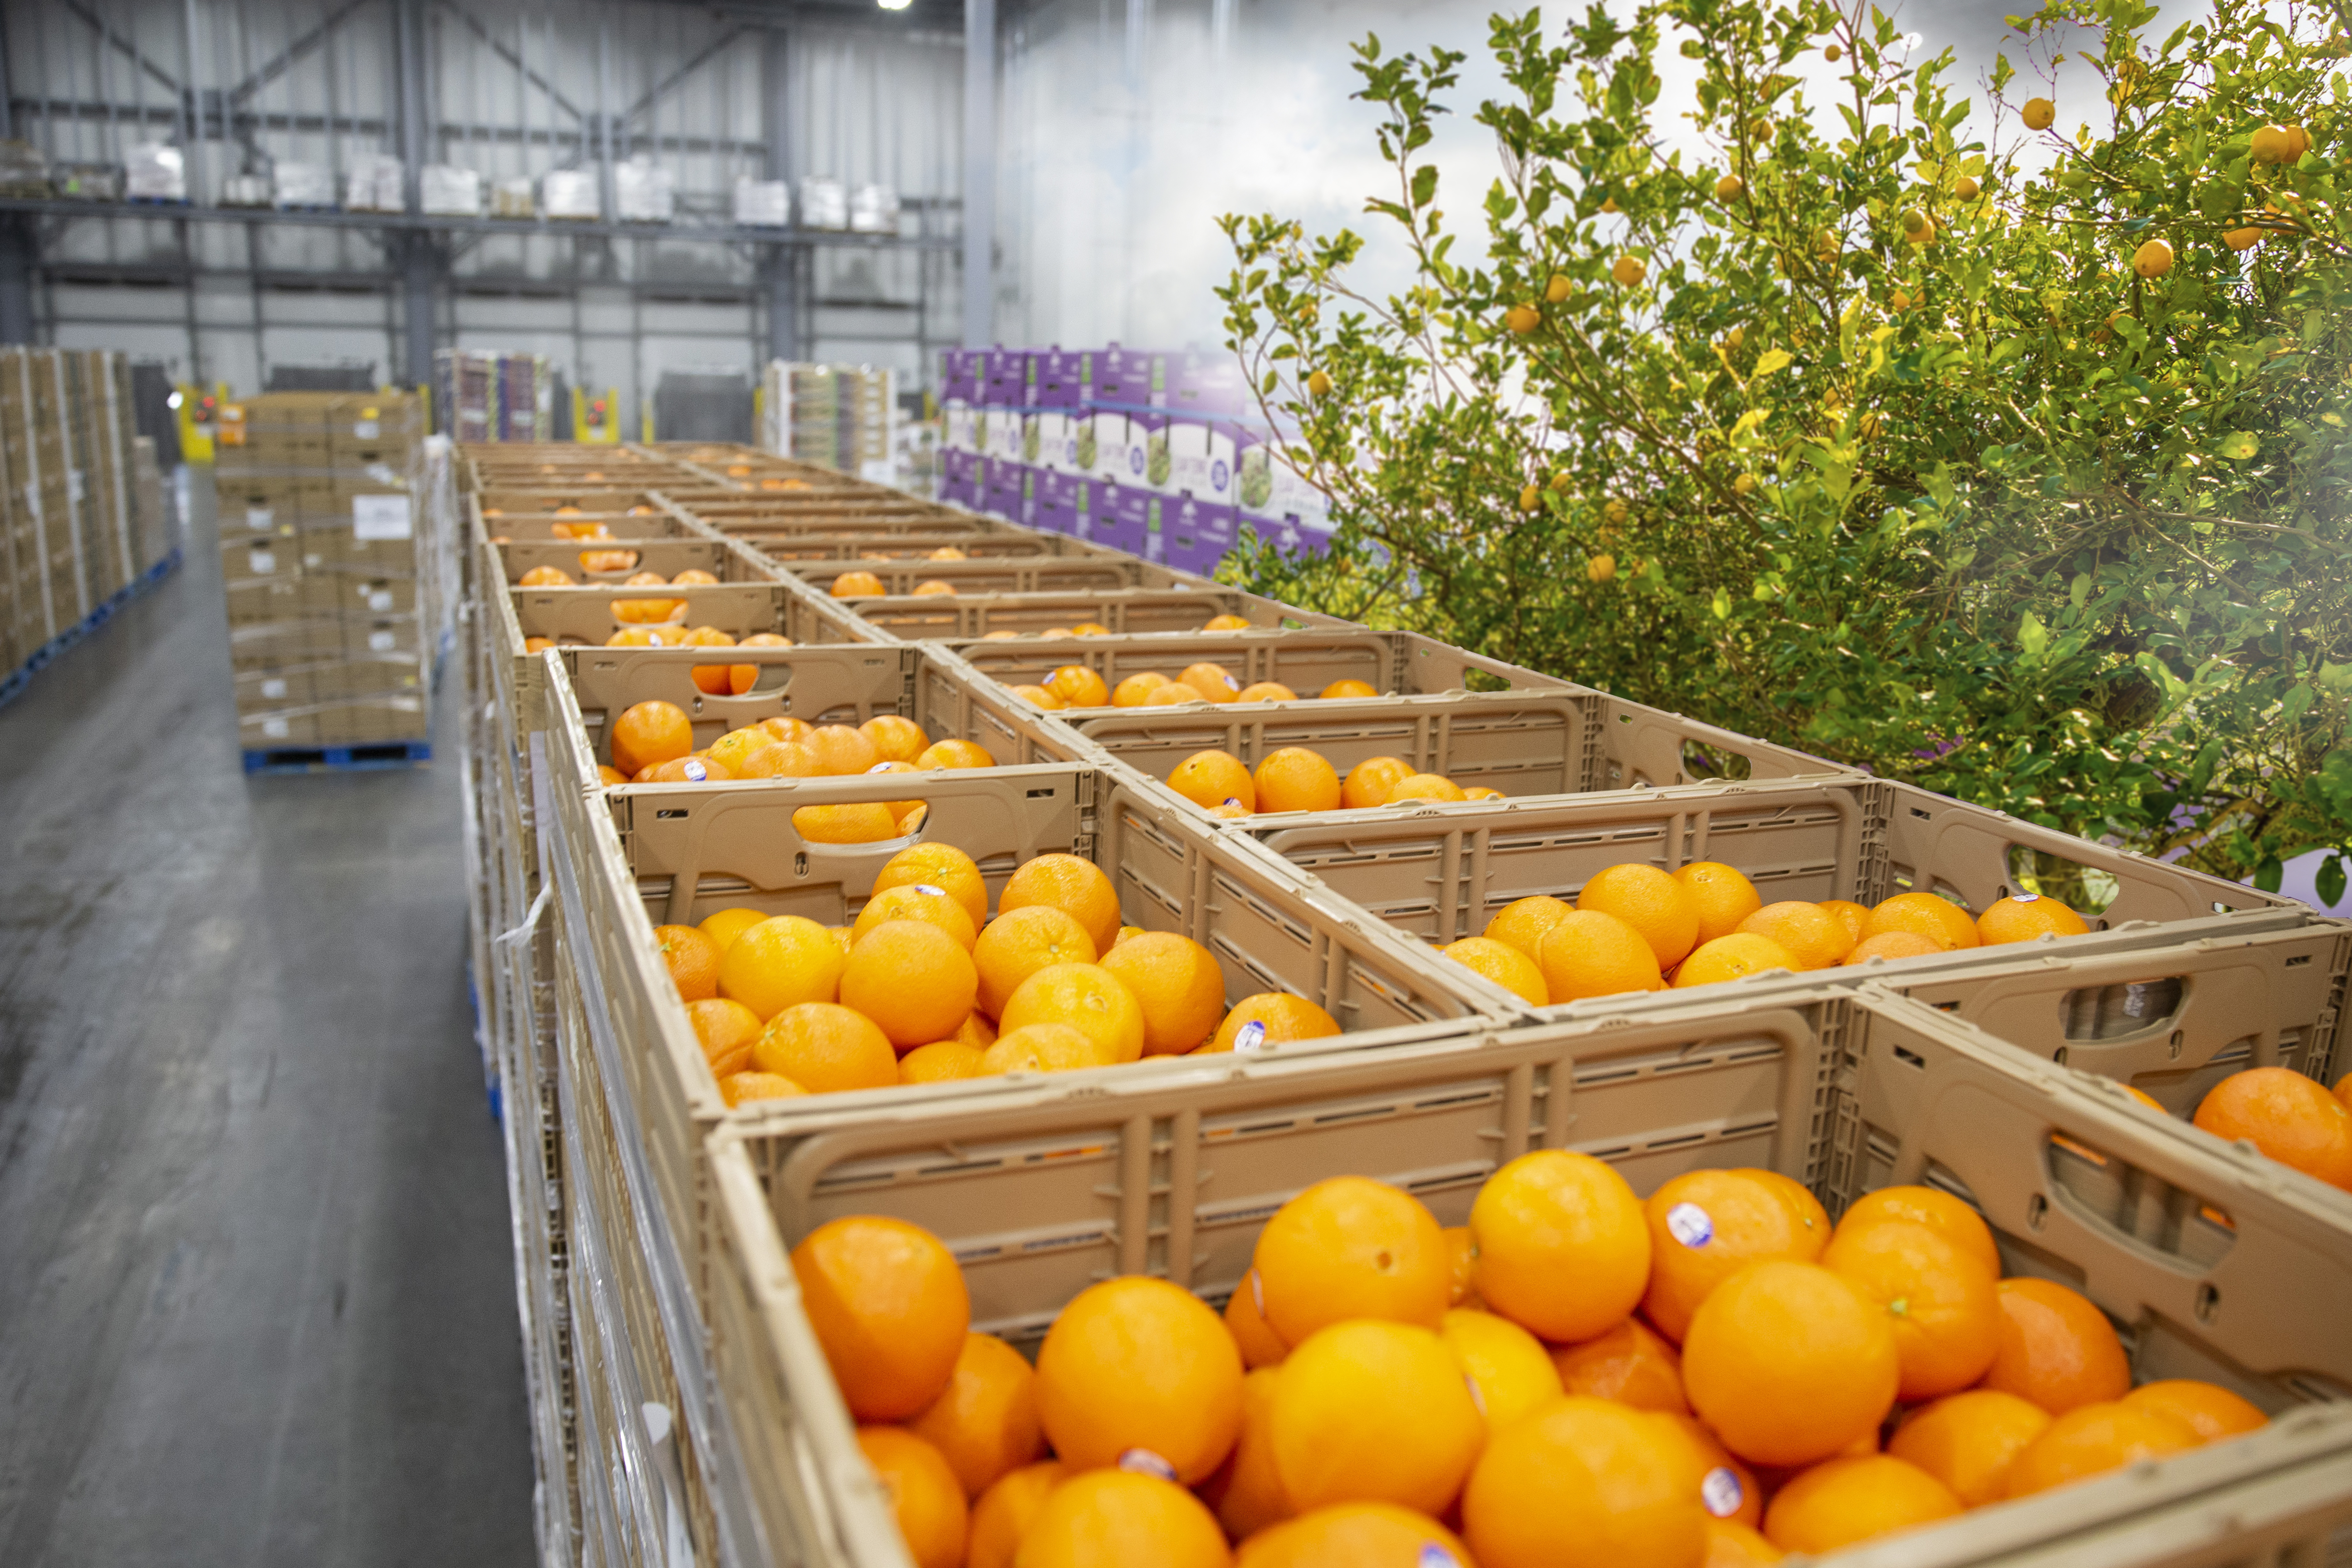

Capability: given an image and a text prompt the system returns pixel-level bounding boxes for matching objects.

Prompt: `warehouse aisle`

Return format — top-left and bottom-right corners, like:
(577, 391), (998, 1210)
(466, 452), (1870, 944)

(0, 483), (535, 1566)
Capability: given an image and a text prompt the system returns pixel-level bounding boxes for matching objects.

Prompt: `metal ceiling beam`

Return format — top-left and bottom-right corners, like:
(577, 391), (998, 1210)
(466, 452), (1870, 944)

(436, 1), (583, 121)
(623, 25), (746, 124)
(62, 0), (182, 95)
(227, 0), (376, 106)
(962, 0), (993, 348)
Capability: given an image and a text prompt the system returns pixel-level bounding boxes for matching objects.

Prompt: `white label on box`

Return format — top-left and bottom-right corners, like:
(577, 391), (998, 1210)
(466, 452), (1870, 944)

(365, 589), (394, 612)
(247, 549), (276, 574)
(68, 470), (85, 503)
(352, 419), (379, 440)
(368, 630), (396, 652)
(303, 553), (324, 570)
(246, 506), (273, 529)
(262, 716), (290, 739)
(352, 495), (412, 540)
(363, 462), (397, 485)
(261, 678), (288, 700)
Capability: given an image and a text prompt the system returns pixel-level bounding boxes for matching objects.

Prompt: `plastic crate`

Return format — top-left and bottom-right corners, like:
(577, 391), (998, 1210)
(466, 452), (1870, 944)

(784, 555), (1180, 598)
(496, 536), (736, 585)
(728, 531), (1093, 563)
(701, 983), (2352, 1568)
(510, 580), (880, 651)
(817, 588), (1352, 642)
(951, 626), (1578, 703)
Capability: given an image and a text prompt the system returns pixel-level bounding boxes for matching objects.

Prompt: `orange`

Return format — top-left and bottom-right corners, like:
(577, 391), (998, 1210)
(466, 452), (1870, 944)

(1320, 679), (1379, 699)
(735, 740), (823, 779)
(1269, 1320), (1484, 1514)
(1011, 685), (1066, 710)
(1641, 1168), (1829, 1343)
(635, 755), (736, 784)
(1887, 1390), (2053, 1506)
(1673, 933), (1800, 988)
(967, 1461), (1064, 1568)
(833, 569), (886, 597)
(804, 724), (882, 775)
(726, 632), (793, 695)
(718, 915), (846, 1019)
(919, 737), (997, 769)
(1735, 902), (1854, 969)
(670, 568), (720, 585)
(1253, 747), (1342, 813)
(1000, 964), (1145, 1063)
(1862, 891), (1981, 951)
(870, 760), (928, 825)
(1203, 994), (1342, 1054)
(1205, 802), (1253, 820)
(1224, 1272), (1289, 1368)
(1461, 1396), (1709, 1568)
(913, 579), (959, 598)
(609, 699), (694, 777)
(604, 627), (667, 647)
(1484, 895), (1577, 960)
(1044, 665), (1111, 707)
(1182, 661), (1243, 701)
(686, 997), (765, 1078)
(654, 923), (722, 1001)
(1238, 1504), (1473, 1568)
(1099, 932), (1228, 1054)
(1982, 1277), (2132, 1415)
(1443, 1226), (1477, 1306)
(1552, 1316), (1688, 1413)
(527, 637), (557, 654)
(980, 1023), (1109, 1073)
(899, 1040), (991, 1083)
(707, 725), (777, 774)
(598, 764), (627, 786)
(1470, 1150), (1650, 1343)
(1235, 681), (1297, 703)
(2122, 1380), (2266, 1442)
(1386, 772), (1468, 804)
(2193, 1067), (2352, 1189)
(1700, 1519), (1785, 1567)
(1441, 1307), (1564, 1433)
(907, 1332), (1045, 1498)
(791, 1215), (970, 1420)
(1761, 1455), (1961, 1554)
(1820, 1220), (1999, 1400)
(1843, 930), (1944, 964)
(761, 715), (816, 745)
(2124, 1083), (2167, 1112)
(857, 1426), (967, 1568)
(1035, 1276), (1245, 1483)
(1976, 893), (2090, 944)
(793, 803), (903, 844)
(1203, 613), (1253, 630)
(973, 906), (1099, 1018)
(1207, 1367), (1292, 1540)
(1146, 682), (1209, 706)
(1682, 1261), (1900, 1467)
(1818, 900), (1871, 945)
(1832, 1185), (2000, 1276)
(1578, 863), (1702, 969)
(1012, 1469), (1231, 1568)
(2002, 1401), (2200, 1497)
(1170, 749), (1258, 811)
(852, 885), (979, 951)
(1661, 1413), (1762, 1527)
(1112, 671), (1170, 705)
(1536, 909), (1668, 1001)
(1441, 936), (1549, 1006)
(1463, 785), (1507, 801)
(869, 843), (989, 930)
(719, 1069), (806, 1107)
(999, 853), (1123, 952)
(841, 922), (980, 1050)
(1746, 1169), (1830, 1243)
(862, 714), (931, 763)
(1254, 1176), (1450, 1342)
(1341, 757), (1414, 809)
(1674, 862), (1763, 944)
(519, 564), (573, 586)
(612, 594), (684, 622)
(753, 1002), (901, 1092)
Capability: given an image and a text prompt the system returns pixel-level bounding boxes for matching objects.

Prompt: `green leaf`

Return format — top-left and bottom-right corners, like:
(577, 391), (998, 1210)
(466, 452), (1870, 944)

(2319, 855), (2348, 909)
(1751, 348), (1793, 379)
(1411, 165), (1440, 206)
(2018, 611), (2049, 665)
(2255, 857), (2284, 894)
(2216, 431), (2259, 460)
(2320, 750), (2352, 821)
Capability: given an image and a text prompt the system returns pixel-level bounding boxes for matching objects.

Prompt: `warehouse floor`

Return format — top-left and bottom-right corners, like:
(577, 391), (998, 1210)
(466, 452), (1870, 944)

(0, 482), (535, 1566)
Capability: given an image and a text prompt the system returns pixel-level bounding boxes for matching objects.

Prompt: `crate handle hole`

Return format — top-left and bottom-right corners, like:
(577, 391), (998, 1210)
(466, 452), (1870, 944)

(2059, 978), (2184, 1042)
(2195, 1283), (2220, 1324)
(2025, 1193), (2048, 1230)
(656, 808), (687, 819)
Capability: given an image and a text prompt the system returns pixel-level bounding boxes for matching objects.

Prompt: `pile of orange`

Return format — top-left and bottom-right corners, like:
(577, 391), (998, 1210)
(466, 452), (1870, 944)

(798, 1159), (2270, 1568)
(833, 569), (965, 598)
(604, 700), (999, 813)
(1011, 659), (1388, 714)
(1164, 746), (1503, 818)
(654, 845), (1344, 1109)
(2167, 1065), (2352, 1193)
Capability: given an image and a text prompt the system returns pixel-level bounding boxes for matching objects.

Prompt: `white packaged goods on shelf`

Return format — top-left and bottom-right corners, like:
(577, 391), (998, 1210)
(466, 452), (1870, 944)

(125, 142), (185, 202)
(490, 176), (534, 218)
(614, 158), (673, 223)
(732, 177), (790, 227)
(220, 174), (270, 209)
(421, 164), (482, 216)
(272, 161), (336, 209)
(848, 183), (899, 234)
(344, 153), (405, 212)
(797, 176), (847, 230)
(542, 168), (599, 220)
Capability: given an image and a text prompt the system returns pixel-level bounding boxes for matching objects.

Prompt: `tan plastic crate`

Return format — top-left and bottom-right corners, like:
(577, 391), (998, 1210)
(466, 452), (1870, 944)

(730, 530), (1077, 563)
(511, 580), (880, 650)
(787, 555), (1175, 598)
(951, 626), (1576, 703)
(496, 536), (734, 584)
(682, 500), (1017, 535)
(701, 984), (2352, 1568)
(822, 587), (1352, 642)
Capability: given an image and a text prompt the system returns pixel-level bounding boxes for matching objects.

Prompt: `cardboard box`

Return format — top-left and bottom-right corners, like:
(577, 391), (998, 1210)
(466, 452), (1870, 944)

(1033, 347), (1090, 409)
(222, 537), (300, 581)
(1166, 418), (1238, 506)
(229, 618), (346, 669)
(1161, 495), (1238, 574)
(1118, 408), (1171, 493)
(1033, 469), (1083, 536)
(240, 708), (321, 749)
(235, 667), (314, 710)
(344, 614), (423, 660)
(1094, 481), (1155, 558)
(315, 693), (426, 745)
(335, 575), (418, 617)
(1093, 344), (1167, 408)
(224, 577), (304, 626)
(313, 655), (425, 702)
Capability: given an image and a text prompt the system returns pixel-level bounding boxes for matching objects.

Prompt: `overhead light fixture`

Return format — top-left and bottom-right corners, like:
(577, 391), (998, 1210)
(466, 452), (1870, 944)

(878, 0), (912, 9)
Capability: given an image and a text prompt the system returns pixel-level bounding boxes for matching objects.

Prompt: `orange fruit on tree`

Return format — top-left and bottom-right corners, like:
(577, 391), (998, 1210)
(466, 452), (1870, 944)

(1099, 932), (1228, 1054)
(918, 737), (996, 769)
(1862, 892), (1980, 951)
(1735, 902), (1855, 969)
(1146, 682), (1210, 706)
(980, 1022), (1109, 1074)
(1460, 1396), (1709, 1568)
(753, 1002), (900, 1091)
(1269, 1319), (1484, 1514)
(853, 884), (980, 951)
(719, 914), (846, 1019)
(857, 1426), (968, 1568)
(999, 853), (1123, 951)
(1470, 1149), (1650, 1343)
(1321, 679), (1379, 699)
(609, 699), (694, 777)
(2192, 1067), (2352, 1189)
(1831, 1185), (2000, 1275)
(2122, 1380), (2267, 1443)
(1485, 894), (1576, 960)
(1000, 963), (1145, 1063)
(1887, 1389), (2053, 1506)
(1254, 747), (1341, 813)
(1034, 1276), (1245, 1483)
(1982, 1277), (2131, 1415)
(790, 1215), (970, 1420)
(1235, 681), (1297, 702)
(1387, 773), (1468, 804)
(1578, 863), (1702, 969)
(841, 921), (980, 1050)
(2002, 1401), (2200, 1498)
(1442, 1306), (1565, 1433)
(804, 723), (882, 775)
(1818, 900), (1871, 946)
(686, 996), (765, 1078)
(907, 1332), (1046, 1498)
(1341, 756), (1414, 809)
(654, 922), (722, 1001)
(1013, 1469), (1232, 1568)
(1044, 664), (1111, 707)
(1237, 1504), (1473, 1568)
(793, 803), (903, 844)
(871, 843), (990, 930)
(1202, 993), (1341, 1054)
(862, 713), (931, 763)
(1674, 862), (1763, 944)
(1760, 1455), (1961, 1555)
(1682, 1261), (1901, 1467)
(966, 1460), (1064, 1568)
(718, 1070), (806, 1107)
(1182, 661), (1243, 701)
(1170, 749), (1258, 812)
(1700, 1519), (1785, 1567)
(1820, 1220), (1999, 1400)
(973, 906), (1099, 1018)
(1641, 1168), (1829, 1343)
(1223, 1272), (1289, 1368)
(1253, 1176), (1450, 1342)
(1537, 909), (1668, 1001)
(1206, 1367), (1291, 1540)
(1441, 936), (1549, 1006)
(1553, 1315), (1688, 1413)
(899, 1040), (991, 1083)
(1112, 671), (1170, 706)
(1674, 933), (1800, 988)
(1443, 1226), (1477, 1306)
(1976, 893), (2090, 945)
(1843, 930), (1944, 964)
(832, 569), (886, 597)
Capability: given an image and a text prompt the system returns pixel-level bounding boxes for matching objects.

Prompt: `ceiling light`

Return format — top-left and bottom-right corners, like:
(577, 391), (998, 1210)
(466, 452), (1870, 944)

(879, 0), (912, 10)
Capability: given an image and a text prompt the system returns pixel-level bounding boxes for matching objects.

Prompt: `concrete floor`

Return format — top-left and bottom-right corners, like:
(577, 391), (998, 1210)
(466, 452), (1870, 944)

(0, 481), (536, 1565)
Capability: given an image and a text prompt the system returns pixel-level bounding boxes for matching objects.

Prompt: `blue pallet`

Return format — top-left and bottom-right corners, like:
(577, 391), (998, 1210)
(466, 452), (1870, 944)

(241, 739), (433, 775)
(0, 548), (184, 711)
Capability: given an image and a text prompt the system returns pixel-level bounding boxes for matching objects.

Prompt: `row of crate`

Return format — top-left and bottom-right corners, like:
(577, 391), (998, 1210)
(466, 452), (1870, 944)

(456, 443), (2352, 1568)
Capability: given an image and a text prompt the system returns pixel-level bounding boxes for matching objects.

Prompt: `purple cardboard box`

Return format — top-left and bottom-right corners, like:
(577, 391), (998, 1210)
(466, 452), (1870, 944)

(941, 348), (981, 405)
(1095, 481), (1156, 559)
(1161, 494), (1237, 574)
(1166, 417), (1238, 506)
(983, 458), (1034, 525)
(1120, 407), (1172, 494)
(983, 348), (1034, 407)
(941, 447), (981, 509)
(1172, 348), (1251, 417)
(1094, 344), (1169, 409)
(1034, 348), (1091, 409)
(1034, 469), (1083, 536)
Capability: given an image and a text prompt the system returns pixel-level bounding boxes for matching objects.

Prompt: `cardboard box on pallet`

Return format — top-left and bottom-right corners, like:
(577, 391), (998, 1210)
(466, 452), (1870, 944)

(229, 617), (346, 670)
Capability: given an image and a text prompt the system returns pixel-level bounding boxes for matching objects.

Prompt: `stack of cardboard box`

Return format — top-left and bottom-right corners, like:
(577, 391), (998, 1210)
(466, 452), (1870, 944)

(215, 390), (434, 753)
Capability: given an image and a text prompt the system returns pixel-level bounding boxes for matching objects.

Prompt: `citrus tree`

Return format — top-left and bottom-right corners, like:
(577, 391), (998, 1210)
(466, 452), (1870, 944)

(1216, 0), (2352, 902)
